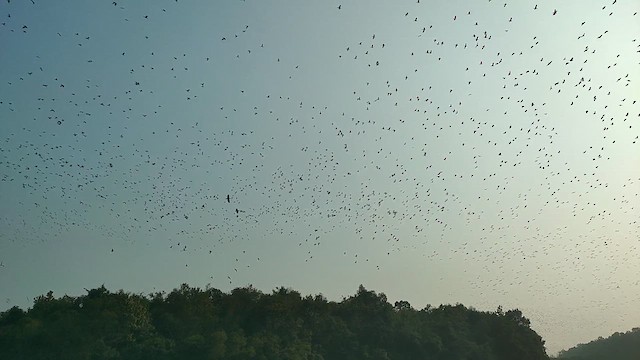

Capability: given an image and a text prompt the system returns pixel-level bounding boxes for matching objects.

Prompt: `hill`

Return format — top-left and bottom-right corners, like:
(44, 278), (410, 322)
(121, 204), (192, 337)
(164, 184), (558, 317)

(556, 328), (640, 360)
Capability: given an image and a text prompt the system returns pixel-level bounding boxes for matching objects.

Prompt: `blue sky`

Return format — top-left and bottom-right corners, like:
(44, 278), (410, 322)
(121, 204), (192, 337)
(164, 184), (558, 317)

(0, 0), (639, 355)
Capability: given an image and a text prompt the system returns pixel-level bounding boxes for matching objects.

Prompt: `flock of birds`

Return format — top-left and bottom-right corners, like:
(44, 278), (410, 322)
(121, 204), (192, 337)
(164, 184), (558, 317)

(0, 0), (638, 354)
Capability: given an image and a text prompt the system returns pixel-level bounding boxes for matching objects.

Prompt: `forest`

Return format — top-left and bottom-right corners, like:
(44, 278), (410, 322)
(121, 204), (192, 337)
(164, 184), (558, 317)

(0, 284), (551, 360)
(554, 327), (640, 360)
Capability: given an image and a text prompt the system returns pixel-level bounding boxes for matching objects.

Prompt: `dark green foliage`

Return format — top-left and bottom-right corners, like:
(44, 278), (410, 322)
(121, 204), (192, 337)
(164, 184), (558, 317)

(556, 327), (640, 360)
(0, 284), (551, 360)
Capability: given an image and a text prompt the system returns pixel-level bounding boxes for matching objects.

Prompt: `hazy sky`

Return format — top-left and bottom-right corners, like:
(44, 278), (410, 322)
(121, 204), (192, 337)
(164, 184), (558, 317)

(0, 0), (638, 355)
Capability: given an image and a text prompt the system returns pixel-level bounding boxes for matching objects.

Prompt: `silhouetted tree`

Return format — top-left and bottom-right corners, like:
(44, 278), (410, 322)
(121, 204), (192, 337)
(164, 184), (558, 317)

(0, 284), (553, 360)
(556, 327), (640, 360)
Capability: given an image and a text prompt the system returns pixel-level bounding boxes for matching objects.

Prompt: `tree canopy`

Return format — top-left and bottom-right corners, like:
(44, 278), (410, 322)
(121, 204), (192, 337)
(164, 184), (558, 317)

(0, 284), (551, 360)
(555, 327), (640, 360)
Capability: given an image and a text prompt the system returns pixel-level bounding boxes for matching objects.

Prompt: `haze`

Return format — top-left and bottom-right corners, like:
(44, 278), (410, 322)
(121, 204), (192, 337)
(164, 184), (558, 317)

(0, 1), (638, 355)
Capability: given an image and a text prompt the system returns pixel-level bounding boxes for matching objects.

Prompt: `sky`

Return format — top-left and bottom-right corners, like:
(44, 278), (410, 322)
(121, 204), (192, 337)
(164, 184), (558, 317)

(0, 0), (638, 355)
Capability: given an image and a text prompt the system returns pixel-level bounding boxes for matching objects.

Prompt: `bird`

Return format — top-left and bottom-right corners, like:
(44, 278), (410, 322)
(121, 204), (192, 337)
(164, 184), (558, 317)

(1, 3), (638, 349)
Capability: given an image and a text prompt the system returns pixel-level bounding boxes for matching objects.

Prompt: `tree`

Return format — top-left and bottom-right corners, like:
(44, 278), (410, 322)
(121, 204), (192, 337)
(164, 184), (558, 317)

(0, 283), (553, 360)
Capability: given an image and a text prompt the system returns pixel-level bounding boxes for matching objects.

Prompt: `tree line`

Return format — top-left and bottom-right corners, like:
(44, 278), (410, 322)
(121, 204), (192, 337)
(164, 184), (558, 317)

(0, 283), (550, 360)
(554, 327), (640, 360)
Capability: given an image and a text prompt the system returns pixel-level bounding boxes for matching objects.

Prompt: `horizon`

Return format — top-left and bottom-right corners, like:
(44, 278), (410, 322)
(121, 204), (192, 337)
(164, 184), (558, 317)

(4, 281), (639, 356)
